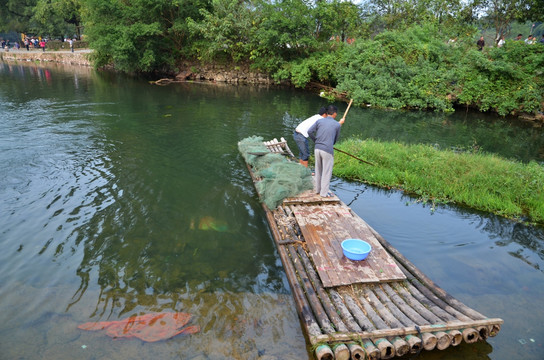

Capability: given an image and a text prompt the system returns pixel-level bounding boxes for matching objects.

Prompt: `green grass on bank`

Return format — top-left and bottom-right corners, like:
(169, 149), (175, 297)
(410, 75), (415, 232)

(333, 138), (544, 224)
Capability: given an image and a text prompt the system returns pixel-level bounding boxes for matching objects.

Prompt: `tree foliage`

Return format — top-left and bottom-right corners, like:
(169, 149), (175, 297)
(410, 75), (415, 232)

(0, 0), (37, 33)
(336, 24), (456, 111)
(32, 0), (83, 38)
(335, 24), (543, 115)
(84, 0), (210, 72)
(186, 0), (256, 62)
(1, 0), (542, 116)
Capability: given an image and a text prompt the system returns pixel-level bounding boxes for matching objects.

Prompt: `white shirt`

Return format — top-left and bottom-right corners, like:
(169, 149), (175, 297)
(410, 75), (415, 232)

(295, 114), (322, 138)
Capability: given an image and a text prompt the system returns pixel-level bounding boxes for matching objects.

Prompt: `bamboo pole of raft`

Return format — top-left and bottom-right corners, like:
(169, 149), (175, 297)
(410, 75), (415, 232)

(489, 323), (501, 337)
(404, 334), (422, 353)
(462, 328), (479, 343)
(286, 245), (335, 333)
(342, 291), (376, 330)
(328, 288), (381, 360)
(294, 246), (349, 332)
(333, 343), (350, 360)
(392, 282), (447, 323)
(347, 343), (366, 360)
(362, 339), (380, 360)
(381, 283), (429, 325)
(447, 329), (463, 346)
(353, 291), (388, 329)
(374, 338), (395, 359)
(328, 289), (364, 332)
(390, 336), (410, 357)
(363, 287), (405, 328)
(262, 209), (322, 338)
(310, 318), (503, 343)
(372, 286), (418, 326)
(401, 275), (469, 322)
(315, 344), (334, 360)
(433, 331), (452, 350)
(421, 332), (437, 350)
(476, 325), (489, 340)
(392, 258), (474, 322)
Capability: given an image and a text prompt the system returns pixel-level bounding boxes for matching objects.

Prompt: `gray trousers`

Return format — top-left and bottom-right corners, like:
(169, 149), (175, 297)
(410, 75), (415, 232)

(314, 149), (334, 196)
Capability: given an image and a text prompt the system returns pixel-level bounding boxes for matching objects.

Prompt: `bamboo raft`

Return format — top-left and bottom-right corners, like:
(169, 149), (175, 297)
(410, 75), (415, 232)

(240, 137), (503, 360)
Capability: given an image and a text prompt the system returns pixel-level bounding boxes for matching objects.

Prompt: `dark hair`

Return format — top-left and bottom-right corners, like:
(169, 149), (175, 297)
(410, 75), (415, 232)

(318, 107), (327, 115)
(326, 105), (338, 115)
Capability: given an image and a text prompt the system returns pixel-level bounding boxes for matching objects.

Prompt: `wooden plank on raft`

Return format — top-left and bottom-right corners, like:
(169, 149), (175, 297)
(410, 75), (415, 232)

(291, 204), (405, 287)
(283, 190), (341, 205)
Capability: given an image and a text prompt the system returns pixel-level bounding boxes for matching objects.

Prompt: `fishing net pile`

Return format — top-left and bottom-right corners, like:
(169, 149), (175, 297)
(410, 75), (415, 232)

(238, 136), (313, 209)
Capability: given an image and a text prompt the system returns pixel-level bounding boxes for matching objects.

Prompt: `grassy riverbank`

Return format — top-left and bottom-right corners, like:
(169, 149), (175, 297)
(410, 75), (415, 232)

(334, 138), (544, 224)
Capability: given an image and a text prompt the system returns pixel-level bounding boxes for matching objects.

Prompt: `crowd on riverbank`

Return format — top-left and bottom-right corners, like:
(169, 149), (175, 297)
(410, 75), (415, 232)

(1, 36), (88, 53)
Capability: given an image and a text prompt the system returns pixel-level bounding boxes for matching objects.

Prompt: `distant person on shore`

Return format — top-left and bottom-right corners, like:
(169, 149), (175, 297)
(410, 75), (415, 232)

(477, 36), (485, 51)
(515, 34), (523, 41)
(24, 38), (29, 51)
(68, 38), (74, 52)
(307, 104), (343, 198)
(39, 40), (46, 52)
(294, 107), (327, 168)
(525, 35), (535, 45)
(497, 35), (505, 47)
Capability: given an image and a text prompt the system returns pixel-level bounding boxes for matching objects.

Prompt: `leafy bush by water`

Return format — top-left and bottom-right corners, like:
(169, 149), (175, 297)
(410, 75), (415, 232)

(335, 25), (544, 116)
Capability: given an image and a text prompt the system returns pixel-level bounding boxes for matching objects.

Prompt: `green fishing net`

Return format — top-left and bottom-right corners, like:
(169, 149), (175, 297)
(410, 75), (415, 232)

(238, 136), (314, 209)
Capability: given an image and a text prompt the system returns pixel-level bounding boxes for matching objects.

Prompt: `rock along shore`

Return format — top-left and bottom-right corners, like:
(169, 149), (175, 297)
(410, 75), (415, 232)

(0, 49), (92, 66)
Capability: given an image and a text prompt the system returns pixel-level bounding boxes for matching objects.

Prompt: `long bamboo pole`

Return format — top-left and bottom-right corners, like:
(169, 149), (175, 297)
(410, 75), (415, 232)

(295, 246), (349, 332)
(309, 318), (502, 343)
(334, 147), (375, 166)
(341, 99), (353, 121)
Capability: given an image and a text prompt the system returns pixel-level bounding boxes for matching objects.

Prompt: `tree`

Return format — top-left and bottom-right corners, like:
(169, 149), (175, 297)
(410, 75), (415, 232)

(186, 0), (256, 62)
(82, 0), (210, 72)
(316, 0), (364, 42)
(0, 0), (37, 33)
(476, 0), (525, 42)
(520, 0), (544, 22)
(254, 0), (318, 58)
(32, 0), (83, 39)
(473, 0), (544, 42)
(363, 0), (476, 31)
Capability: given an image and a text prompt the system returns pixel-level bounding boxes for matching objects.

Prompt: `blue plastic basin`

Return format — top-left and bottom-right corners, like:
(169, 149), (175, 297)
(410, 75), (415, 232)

(341, 239), (372, 261)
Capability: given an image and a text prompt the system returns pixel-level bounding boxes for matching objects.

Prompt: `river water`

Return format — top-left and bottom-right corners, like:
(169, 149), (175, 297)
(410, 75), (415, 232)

(0, 61), (543, 360)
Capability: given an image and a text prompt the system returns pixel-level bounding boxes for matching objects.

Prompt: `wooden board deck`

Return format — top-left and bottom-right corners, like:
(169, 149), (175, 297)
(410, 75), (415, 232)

(292, 203), (405, 287)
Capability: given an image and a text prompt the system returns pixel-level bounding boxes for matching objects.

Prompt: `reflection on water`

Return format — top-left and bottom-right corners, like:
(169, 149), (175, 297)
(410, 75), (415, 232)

(1, 61), (543, 360)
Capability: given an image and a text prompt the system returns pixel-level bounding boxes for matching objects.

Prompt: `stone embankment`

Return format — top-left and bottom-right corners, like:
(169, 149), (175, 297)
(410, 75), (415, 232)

(2, 50), (275, 85)
(165, 61), (277, 85)
(0, 49), (92, 66)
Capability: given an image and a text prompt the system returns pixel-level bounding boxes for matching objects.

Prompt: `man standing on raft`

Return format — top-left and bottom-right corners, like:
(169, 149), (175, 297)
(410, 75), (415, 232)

(307, 104), (345, 198)
(293, 107), (327, 167)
